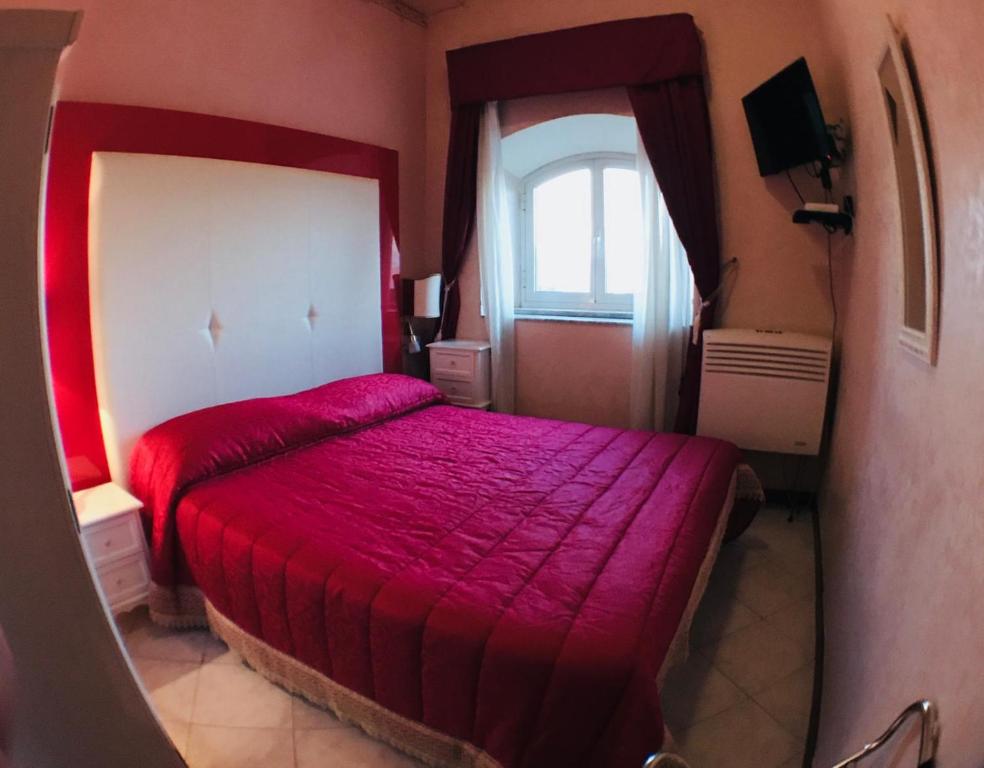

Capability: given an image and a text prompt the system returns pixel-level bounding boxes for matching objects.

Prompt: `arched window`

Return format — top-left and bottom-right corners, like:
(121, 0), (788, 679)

(519, 152), (641, 317)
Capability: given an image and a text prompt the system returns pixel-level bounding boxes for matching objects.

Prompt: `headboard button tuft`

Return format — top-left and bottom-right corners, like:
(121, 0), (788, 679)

(207, 311), (223, 346)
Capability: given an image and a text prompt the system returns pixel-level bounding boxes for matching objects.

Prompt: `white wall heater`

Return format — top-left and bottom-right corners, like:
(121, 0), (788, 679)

(696, 329), (832, 455)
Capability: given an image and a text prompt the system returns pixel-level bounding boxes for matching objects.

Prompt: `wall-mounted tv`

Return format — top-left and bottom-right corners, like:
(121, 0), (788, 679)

(742, 57), (834, 177)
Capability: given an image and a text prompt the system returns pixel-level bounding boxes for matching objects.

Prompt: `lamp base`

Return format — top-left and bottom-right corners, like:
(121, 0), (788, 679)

(405, 318), (421, 354)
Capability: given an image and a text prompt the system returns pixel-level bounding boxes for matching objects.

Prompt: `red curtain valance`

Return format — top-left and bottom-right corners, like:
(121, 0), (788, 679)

(447, 14), (702, 107)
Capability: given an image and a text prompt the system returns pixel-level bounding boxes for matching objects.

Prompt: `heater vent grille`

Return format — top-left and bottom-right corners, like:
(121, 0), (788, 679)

(697, 329), (833, 455)
(703, 342), (829, 382)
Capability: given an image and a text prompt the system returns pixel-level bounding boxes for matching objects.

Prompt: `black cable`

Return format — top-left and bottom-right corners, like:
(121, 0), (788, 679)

(826, 231), (838, 341)
(786, 169), (805, 204)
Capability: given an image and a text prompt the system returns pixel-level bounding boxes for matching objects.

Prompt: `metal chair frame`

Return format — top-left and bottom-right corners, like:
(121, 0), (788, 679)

(643, 699), (940, 768)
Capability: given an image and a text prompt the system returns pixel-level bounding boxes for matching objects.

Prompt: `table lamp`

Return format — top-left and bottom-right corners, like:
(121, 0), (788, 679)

(406, 273), (441, 354)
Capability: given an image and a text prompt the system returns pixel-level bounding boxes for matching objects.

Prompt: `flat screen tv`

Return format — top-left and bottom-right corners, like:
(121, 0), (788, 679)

(742, 57), (834, 177)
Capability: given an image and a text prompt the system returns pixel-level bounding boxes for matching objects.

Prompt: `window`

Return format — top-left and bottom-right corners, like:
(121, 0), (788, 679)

(518, 153), (642, 318)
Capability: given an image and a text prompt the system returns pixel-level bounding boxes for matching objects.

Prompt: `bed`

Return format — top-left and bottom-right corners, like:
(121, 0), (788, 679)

(76, 141), (739, 767)
(130, 373), (739, 768)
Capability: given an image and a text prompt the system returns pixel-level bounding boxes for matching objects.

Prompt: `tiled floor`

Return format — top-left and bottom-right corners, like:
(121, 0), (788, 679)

(119, 504), (814, 768)
(665, 504), (816, 768)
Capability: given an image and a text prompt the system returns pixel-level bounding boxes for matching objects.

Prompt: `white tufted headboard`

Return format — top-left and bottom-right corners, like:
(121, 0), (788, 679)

(88, 152), (382, 487)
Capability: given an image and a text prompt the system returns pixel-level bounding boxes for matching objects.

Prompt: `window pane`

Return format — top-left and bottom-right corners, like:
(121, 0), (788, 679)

(532, 168), (592, 293)
(603, 167), (643, 295)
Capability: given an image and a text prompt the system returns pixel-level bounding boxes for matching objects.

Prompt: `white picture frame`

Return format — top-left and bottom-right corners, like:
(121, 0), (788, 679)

(877, 16), (939, 365)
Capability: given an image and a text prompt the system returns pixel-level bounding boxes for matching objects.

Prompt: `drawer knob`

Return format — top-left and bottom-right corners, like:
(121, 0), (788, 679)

(104, 539), (113, 548)
(115, 578), (125, 587)
(449, 359), (457, 366)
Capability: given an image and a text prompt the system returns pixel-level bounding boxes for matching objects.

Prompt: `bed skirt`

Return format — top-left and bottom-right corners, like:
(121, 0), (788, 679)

(191, 473), (736, 767)
(206, 599), (502, 768)
(148, 583), (208, 629)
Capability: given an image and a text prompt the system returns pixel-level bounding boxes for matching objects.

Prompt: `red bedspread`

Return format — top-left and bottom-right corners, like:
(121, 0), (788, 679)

(131, 374), (739, 767)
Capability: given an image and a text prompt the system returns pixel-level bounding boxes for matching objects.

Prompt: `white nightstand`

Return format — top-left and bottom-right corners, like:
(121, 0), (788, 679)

(72, 482), (151, 614)
(427, 340), (492, 409)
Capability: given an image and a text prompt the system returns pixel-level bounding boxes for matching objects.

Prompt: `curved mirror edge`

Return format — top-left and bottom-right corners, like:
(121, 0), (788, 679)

(0, 10), (186, 767)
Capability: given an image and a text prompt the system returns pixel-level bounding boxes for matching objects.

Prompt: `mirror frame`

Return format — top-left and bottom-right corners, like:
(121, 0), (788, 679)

(877, 16), (940, 365)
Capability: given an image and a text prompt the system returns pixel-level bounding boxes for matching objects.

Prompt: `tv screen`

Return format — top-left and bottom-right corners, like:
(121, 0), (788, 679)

(742, 57), (833, 177)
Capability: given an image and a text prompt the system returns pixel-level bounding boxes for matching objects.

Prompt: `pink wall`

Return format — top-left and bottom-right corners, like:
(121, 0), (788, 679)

(814, 1), (984, 765)
(515, 320), (631, 428)
(1, 0), (427, 261)
(423, 0), (842, 427)
(426, 8), (984, 764)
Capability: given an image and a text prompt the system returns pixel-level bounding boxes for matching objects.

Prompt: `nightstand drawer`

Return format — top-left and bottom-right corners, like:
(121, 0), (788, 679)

(432, 376), (481, 404)
(96, 553), (150, 606)
(430, 349), (475, 381)
(82, 514), (144, 566)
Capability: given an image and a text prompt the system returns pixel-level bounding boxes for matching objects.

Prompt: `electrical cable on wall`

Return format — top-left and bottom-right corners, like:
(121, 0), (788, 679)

(786, 169), (805, 204)
(790, 158), (840, 342)
(826, 232), (837, 341)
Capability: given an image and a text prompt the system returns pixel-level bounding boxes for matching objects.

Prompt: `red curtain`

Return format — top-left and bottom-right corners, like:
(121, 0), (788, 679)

(440, 14), (720, 432)
(439, 103), (481, 340)
(628, 79), (720, 432)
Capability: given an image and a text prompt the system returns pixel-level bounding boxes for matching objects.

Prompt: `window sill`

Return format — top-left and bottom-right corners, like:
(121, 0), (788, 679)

(514, 310), (632, 326)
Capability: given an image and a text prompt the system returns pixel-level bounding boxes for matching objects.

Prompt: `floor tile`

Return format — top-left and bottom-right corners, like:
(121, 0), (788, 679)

(753, 665), (814, 740)
(200, 633), (241, 665)
(161, 718), (191, 757)
(771, 555), (816, 601)
(748, 504), (810, 533)
(765, 599), (816, 655)
(675, 698), (802, 768)
(132, 657), (200, 723)
(702, 621), (811, 695)
(748, 510), (814, 565)
(733, 562), (805, 618)
(193, 659), (293, 728)
(690, 585), (761, 648)
(123, 611), (206, 663)
(293, 695), (344, 729)
(295, 725), (421, 768)
(661, 652), (747, 731)
(768, 538), (816, 580)
(115, 606), (150, 635)
(747, 507), (807, 535)
(186, 725), (295, 768)
(712, 536), (776, 583)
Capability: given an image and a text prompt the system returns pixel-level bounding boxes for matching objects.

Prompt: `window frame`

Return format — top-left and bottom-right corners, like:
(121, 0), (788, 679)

(518, 152), (638, 319)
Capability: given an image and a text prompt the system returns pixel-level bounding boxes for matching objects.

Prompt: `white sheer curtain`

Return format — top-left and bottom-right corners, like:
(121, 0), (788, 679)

(476, 102), (516, 413)
(629, 132), (693, 432)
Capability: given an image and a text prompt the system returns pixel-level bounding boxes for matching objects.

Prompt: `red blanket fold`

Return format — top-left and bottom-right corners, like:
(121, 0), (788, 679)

(132, 373), (739, 767)
(130, 373), (445, 589)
